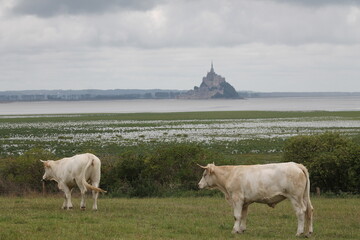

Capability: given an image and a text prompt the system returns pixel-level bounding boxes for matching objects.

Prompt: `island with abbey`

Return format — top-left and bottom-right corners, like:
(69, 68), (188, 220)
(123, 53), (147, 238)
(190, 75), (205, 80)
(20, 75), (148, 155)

(178, 62), (239, 99)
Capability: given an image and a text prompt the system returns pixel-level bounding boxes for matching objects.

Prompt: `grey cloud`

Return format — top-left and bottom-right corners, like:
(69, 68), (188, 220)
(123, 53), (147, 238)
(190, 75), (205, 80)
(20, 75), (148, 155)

(2, 0), (360, 50)
(9, 0), (360, 19)
(270, 0), (360, 7)
(11, 0), (164, 17)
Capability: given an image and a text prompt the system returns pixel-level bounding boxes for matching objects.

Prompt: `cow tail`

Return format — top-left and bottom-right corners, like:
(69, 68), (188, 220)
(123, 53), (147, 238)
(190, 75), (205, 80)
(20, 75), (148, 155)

(81, 156), (107, 193)
(298, 164), (314, 234)
(83, 180), (107, 193)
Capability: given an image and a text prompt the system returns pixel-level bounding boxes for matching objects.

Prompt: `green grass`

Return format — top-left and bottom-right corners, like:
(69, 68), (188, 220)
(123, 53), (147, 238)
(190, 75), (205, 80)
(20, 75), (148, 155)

(0, 196), (359, 240)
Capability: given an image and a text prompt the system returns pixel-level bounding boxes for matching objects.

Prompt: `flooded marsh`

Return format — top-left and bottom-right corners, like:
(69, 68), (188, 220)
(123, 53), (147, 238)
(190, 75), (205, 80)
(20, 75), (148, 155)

(0, 111), (359, 157)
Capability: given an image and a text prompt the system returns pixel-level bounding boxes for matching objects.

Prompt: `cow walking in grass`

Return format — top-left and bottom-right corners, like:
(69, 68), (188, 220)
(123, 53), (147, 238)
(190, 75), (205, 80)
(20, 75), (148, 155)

(41, 153), (106, 210)
(198, 162), (313, 237)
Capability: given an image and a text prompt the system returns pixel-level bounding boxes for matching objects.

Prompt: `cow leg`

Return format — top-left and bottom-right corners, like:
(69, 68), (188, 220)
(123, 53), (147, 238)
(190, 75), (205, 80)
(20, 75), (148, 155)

(90, 170), (101, 211)
(59, 183), (73, 210)
(91, 182), (100, 211)
(239, 205), (249, 233)
(62, 196), (67, 209)
(63, 188), (73, 209)
(92, 190), (99, 211)
(289, 197), (306, 236)
(59, 183), (67, 209)
(80, 191), (86, 210)
(76, 180), (87, 210)
(308, 207), (314, 235)
(304, 203), (314, 237)
(232, 200), (244, 234)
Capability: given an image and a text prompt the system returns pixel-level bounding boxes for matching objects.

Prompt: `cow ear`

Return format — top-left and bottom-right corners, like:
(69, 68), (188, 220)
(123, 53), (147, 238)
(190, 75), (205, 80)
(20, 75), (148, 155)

(40, 160), (51, 168)
(208, 165), (215, 174)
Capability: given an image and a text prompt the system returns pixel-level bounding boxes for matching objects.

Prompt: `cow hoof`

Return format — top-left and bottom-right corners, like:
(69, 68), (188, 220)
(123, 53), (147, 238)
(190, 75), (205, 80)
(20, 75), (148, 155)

(295, 232), (312, 238)
(231, 229), (244, 234)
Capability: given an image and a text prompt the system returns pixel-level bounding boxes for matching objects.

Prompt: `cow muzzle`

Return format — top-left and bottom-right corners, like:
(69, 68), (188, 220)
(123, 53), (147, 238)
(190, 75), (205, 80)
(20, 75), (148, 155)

(42, 173), (50, 181)
(198, 179), (207, 189)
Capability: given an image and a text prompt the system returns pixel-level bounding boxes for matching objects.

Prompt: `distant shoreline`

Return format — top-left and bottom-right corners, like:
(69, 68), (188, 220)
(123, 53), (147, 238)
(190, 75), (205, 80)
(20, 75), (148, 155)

(0, 89), (359, 102)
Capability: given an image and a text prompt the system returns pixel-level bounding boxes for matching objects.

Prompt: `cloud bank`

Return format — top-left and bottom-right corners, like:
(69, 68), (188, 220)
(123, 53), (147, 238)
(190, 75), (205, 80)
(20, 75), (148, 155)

(0, 0), (359, 91)
(2, 0), (359, 49)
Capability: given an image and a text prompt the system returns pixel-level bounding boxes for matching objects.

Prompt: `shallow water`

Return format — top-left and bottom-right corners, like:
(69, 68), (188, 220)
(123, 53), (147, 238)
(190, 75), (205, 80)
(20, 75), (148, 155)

(0, 97), (359, 115)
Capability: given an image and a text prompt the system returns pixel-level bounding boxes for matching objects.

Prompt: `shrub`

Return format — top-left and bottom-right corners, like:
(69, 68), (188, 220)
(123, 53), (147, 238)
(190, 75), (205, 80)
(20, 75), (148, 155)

(0, 148), (55, 195)
(146, 143), (208, 189)
(284, 132), (360, 193)
(103, 143), (215, 197)
(102, 149), (151, 197)
(348, 146), (360, 193)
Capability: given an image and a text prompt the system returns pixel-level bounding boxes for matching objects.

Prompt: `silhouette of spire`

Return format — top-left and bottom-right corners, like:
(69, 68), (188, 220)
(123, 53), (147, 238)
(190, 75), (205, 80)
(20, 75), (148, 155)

(210, 61), (214, 73)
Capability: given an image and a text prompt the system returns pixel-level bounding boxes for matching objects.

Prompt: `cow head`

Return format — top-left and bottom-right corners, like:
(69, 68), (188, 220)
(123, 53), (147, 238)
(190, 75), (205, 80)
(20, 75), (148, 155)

(197, 163), (216, 189)
(40, 160), (55, 181)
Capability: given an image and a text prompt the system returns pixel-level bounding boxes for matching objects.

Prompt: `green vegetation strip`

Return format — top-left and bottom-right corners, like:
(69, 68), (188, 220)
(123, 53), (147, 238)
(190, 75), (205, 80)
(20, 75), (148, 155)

(1, 110), (360, 122)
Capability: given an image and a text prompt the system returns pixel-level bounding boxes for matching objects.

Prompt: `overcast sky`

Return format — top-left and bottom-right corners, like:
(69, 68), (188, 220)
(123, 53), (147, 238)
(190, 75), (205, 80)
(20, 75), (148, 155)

(1, 0), (360, 92)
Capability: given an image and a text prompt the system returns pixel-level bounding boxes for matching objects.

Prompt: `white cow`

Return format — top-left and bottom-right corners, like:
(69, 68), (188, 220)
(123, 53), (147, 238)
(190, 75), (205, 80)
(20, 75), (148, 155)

(198, 162), (314, 237)
(41, 153), (106, 210)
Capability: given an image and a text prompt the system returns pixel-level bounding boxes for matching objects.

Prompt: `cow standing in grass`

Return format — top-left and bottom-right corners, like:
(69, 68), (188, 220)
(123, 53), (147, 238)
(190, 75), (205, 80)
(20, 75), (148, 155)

(198, 162), (313, 237)
(41, 153), (106, 210)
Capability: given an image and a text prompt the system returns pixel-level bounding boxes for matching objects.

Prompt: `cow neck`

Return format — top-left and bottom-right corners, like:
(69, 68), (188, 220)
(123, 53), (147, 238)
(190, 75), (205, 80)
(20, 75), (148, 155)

(213, 166), (231, 195)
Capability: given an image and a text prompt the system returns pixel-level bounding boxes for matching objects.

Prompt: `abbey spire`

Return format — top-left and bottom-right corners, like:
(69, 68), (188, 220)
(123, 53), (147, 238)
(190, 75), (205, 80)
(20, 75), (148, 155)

(210, 61), (215, 73)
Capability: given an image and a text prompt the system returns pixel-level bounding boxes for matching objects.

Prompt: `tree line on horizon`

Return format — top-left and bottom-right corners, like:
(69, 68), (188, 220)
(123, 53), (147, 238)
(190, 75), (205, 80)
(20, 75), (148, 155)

(0, 89), (359, 102)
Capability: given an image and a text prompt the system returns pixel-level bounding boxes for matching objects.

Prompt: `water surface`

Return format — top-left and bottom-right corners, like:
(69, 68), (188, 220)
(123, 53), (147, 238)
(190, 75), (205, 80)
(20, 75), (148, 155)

(0, 97), (359, 115)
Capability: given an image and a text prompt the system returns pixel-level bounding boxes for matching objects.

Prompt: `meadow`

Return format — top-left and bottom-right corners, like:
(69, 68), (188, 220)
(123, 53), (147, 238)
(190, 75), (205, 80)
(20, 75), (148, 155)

(0, 196), (359, 240)
(0, 111), (359, 239)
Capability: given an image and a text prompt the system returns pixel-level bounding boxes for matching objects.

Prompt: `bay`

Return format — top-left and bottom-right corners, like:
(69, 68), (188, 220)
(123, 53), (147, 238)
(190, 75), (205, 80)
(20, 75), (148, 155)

(0, 97), (359, 115)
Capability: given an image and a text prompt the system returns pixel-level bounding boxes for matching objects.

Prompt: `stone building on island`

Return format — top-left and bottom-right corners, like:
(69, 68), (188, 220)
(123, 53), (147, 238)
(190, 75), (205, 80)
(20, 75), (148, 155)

(178, 62), (239, 99)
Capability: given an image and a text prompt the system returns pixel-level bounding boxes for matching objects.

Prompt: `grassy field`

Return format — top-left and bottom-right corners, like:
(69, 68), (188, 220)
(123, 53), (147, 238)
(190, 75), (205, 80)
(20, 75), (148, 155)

(1, 111), (359, 239)
(0, 196), (359, 240)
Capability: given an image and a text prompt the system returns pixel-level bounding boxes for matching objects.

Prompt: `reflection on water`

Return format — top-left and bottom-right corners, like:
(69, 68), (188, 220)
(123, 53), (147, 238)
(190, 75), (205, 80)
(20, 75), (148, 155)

(0, 97), (359, 115)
